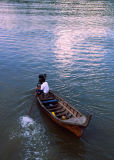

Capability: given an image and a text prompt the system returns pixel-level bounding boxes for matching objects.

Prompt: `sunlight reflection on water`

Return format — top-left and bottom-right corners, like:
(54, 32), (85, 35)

(0, 0), (114, 160)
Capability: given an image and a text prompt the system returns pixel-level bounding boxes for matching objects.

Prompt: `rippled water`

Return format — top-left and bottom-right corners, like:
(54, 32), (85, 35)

(0, 0), (114, 160)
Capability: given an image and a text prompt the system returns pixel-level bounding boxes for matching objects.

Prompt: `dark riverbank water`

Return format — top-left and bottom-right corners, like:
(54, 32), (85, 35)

(0, 0), (114, 160)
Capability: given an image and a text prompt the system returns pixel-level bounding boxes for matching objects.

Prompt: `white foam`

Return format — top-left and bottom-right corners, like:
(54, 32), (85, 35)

(20, 115), (35, 128)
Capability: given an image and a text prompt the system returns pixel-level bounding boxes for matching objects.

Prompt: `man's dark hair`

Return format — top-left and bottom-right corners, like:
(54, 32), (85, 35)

(38, 74), (46, 84)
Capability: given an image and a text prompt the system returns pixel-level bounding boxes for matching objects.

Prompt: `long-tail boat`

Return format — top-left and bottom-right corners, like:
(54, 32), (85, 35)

(36, 91), (92, 138)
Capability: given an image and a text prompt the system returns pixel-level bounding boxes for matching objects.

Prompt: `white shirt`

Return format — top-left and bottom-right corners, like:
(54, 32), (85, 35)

(41, 82), (49, 94)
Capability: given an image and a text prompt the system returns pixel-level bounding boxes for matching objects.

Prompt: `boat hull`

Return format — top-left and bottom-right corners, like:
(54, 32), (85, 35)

(36, 96), (88, 138)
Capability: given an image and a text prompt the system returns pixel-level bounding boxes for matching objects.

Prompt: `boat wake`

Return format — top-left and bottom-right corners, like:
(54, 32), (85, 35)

(9, 115), (50, 160)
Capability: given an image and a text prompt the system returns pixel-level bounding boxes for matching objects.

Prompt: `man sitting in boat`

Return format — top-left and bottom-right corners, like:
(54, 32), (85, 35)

(36, 74), (49, 96)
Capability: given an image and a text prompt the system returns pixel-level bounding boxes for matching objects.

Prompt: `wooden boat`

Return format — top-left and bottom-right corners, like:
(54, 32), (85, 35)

(36, 91), (92, 138)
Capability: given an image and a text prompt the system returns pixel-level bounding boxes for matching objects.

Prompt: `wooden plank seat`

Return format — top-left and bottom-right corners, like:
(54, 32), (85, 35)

(40, 98), (54, 101)
(47, 106), (62, 112)
(55, 108), (66, 114)
(42, 99), (58, 104)
(56, 110), (69, 117)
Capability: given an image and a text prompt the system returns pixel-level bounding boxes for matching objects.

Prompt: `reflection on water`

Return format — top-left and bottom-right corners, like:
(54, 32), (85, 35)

(0, 5), (17, 30)
(52, 0), (113, 74)
(53, 18), (107, 61)
(0, 0), (114, 160)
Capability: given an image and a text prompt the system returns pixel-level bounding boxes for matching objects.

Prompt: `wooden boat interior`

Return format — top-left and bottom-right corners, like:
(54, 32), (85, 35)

(38, 92), (88, 126)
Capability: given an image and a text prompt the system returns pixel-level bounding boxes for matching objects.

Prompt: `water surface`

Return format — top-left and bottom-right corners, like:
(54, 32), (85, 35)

(0, 0), (114, 160)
